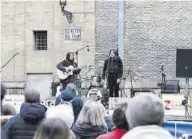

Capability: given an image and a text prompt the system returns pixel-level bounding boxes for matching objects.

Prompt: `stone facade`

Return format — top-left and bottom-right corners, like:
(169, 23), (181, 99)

(1, 1), (95, 97)
(124, 1), (192, 88)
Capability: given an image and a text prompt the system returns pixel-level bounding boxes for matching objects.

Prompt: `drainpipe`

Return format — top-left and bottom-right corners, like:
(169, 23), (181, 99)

(118, 0), (124, 60)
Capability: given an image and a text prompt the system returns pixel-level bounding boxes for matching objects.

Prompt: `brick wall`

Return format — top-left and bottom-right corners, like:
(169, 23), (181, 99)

(95, 1), (118, 75)
(124, 1), (192, 87)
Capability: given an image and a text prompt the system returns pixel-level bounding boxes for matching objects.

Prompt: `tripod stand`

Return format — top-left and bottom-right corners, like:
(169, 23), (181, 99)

(183, 78), (191, 119)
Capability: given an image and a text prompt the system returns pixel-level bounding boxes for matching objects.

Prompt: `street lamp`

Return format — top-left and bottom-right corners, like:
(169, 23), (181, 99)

(59, 0), (73, 23)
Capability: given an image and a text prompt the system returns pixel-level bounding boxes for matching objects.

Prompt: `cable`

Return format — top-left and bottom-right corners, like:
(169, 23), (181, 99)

(1, 52), (19, 69)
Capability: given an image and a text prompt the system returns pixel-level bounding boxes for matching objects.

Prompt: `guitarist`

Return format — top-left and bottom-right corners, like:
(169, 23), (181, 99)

(102, 49), (123, 97)
(57, 52), (81, 89)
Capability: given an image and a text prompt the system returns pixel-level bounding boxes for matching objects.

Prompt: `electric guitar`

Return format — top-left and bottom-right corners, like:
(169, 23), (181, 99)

(57, 65), (87, 80)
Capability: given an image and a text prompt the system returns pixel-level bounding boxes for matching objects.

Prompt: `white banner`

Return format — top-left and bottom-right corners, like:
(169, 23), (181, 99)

(162, 94), (190, 116)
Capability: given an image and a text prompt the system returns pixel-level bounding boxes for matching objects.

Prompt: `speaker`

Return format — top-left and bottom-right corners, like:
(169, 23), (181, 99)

(176, 49), (192, 78)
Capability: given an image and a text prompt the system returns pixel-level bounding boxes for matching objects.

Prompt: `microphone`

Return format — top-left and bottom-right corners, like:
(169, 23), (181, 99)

(128, 69), (131, 75)
(161, 65), (164, 71)
(87, 45), (89, 52)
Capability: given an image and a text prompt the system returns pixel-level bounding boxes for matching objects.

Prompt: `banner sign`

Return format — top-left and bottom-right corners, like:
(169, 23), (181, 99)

(162, 94), (190, 116)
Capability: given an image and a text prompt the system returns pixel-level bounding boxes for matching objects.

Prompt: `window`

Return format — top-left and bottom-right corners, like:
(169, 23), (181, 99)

(34, 31), (47, 50)
(6, 88), (24, 95)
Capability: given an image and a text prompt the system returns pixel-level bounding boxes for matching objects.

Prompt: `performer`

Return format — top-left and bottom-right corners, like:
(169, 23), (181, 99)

(102, 49), (123, 97)
(57, 52), (81, 89)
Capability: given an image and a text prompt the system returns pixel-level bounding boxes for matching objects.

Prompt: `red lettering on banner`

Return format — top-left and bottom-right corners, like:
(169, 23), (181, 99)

(165, 100), (171, 110)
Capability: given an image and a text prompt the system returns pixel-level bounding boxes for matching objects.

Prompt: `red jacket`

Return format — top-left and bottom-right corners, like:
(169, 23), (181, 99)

(96, 128), (127, 139)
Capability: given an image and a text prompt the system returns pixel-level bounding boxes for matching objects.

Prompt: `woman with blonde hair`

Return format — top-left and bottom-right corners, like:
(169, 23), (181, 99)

(72, 100), (107, 139)
(34, 118), (72, 139)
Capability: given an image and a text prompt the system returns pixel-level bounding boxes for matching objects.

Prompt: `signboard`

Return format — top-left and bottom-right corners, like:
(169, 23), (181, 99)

(65, 29), (81, 40)
(162, 94), (190, 116)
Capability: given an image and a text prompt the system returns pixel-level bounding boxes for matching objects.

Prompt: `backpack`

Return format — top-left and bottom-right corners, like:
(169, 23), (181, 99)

(46, 98), (75, 128)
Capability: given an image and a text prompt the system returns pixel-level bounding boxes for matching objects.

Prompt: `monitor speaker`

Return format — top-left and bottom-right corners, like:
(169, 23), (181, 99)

(176, 49), (192, 78)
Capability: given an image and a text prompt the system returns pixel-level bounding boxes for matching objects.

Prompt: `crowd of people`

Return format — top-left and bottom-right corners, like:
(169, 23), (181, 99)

(1, 82), (174, 139)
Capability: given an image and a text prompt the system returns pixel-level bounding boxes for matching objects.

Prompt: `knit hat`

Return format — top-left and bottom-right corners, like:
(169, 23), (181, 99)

(60, 89), (76, 101)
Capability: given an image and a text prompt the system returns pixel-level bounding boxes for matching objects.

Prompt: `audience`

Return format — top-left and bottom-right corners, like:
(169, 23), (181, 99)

(122, 93), (174, 139)
(33, 118), (72, 139)
(1, 82), (176, 139)
(2, 89), (47, 139)
(46, 90), (75, 129)
(97, 107), (128, 139)
(72, 100), (107, 139)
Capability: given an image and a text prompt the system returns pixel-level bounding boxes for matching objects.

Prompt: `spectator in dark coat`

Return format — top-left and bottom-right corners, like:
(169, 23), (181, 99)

(2, 89), (47, 139)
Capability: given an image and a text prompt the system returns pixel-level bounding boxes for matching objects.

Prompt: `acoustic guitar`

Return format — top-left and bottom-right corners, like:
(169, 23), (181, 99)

(57, 65), (87, 80)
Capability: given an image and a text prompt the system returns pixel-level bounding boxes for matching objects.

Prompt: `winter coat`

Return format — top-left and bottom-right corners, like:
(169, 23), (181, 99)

(96, 128), (127, 139)
(102, 56), (123, 79)
(121, 125), (174, 139)
(2, 103), (47, 139)
(72, 123), (107, 139)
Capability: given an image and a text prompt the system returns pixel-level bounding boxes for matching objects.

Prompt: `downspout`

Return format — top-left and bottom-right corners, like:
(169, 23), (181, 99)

(118, 0), (124, 60)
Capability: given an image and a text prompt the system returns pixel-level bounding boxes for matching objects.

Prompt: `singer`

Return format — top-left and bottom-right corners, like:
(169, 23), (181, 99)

(102, 49), (123, 97)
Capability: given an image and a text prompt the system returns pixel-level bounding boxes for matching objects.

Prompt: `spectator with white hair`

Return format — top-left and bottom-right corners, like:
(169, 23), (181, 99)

(33, 118), (72, 139)
(2, 89), (47, 139)
(72, 100), (107, 139)
(122, 93), (173, 139)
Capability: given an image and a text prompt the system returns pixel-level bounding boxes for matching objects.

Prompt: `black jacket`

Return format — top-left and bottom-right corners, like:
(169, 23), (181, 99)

(102, 56), (123, 79)
(72, 123), (107, 139)
(2, 103), (47, 139)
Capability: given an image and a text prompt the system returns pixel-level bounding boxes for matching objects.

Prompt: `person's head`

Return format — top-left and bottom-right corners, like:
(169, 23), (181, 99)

(77, 100), (107, 127)
(109, 50), (116, 58)
(112, 108), (128, 130)
(2, 104), (16, 116)
(66, 52), (74, 62)
(126, 93), (164, 129)
(33, 118), (72, 139)
(24, 88), (40, 103)
(71, 97), (84, 121)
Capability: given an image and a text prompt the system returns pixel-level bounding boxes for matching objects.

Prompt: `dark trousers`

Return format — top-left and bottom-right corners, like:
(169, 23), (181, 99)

(60, 79), (68, 89)
(107, 73), (119, 97)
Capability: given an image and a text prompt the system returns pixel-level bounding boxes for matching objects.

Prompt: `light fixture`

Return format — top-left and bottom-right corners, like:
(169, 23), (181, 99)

(59, 0), (73, 24)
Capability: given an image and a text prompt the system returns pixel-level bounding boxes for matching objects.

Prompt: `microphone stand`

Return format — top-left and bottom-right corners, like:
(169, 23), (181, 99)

(160, 66), (166, 98)
(74, 45), (89, 64)
(73, 44), (89, 94)
(128, 70), (134, 98)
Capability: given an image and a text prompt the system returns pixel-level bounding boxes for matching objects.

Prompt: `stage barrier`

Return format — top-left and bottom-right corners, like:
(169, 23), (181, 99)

(163, 121), (192, 139)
